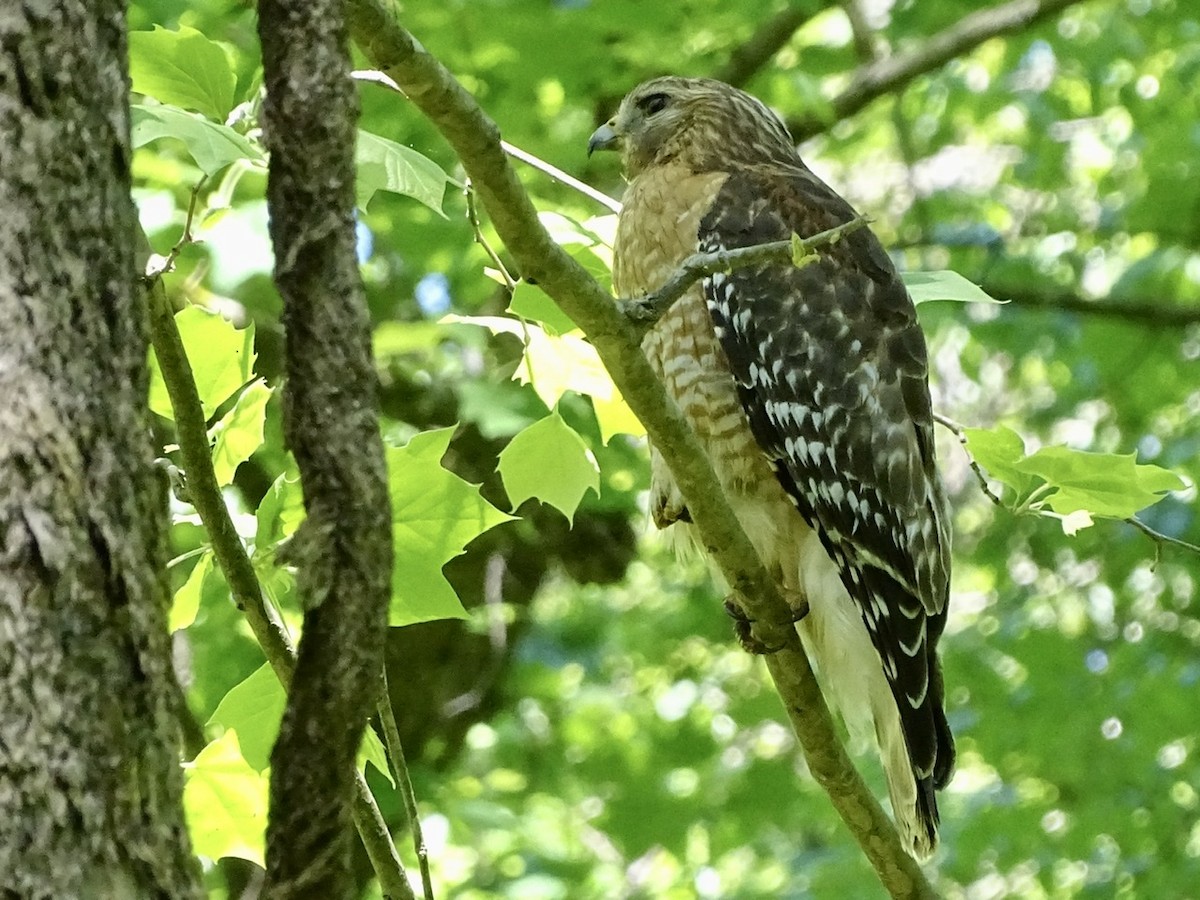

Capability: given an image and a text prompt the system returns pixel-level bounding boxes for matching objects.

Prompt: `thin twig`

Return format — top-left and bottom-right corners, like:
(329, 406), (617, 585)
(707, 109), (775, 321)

(500, 140), (622, 213)
(377, 676), (434, 900)
(1125, 516), (1200, 558)
(352, 68), (621, 213)
(145, 176), (208, 281)
(464, 179), (516, 289)
(932, 412), (1007, 508)
(618, 216), (870, 330)
(935, 413), (1200, 560)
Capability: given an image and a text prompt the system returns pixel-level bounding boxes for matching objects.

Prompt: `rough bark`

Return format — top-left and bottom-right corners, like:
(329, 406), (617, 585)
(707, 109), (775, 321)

(257, 0), (393, 896)
(0, 2), (202, 897)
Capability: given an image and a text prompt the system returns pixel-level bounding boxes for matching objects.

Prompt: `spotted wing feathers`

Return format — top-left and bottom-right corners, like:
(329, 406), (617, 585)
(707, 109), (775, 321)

(698, 167), (954, 808)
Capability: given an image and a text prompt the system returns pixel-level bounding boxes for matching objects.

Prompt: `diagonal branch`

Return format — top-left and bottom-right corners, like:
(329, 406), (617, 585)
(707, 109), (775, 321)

(346, 2), (936, 897)
(789, 0), (1092, 140)
(715, 0), (832, 88)
(618, 216), (870, 331)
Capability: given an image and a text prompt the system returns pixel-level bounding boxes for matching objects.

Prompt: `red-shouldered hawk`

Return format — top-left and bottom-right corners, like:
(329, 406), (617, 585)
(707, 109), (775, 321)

(589, 77), (954, 858)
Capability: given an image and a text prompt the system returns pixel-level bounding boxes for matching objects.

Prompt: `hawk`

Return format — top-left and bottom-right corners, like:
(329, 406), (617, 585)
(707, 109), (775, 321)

(589, 77), (954, 858)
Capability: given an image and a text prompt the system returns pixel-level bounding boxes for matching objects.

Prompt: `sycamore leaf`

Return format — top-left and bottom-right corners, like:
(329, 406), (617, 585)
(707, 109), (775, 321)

(962, 426), (1039, 500)
(903, 271), (1003, 305)
(170, 550), (213, 632)
(149, 305), (256, 421)
(1013, 446), (1186, 519)
(499, 412), (600, 523)
(444, 315), (644, 442)
(206, 664), (392, 785)
(508, 281), (577, 336)
(183, 731), (268, 866)
(131, 103), (262, 176)
(255, 466), (305, 552)
(129, 26), (237, 121)
(388, 428), (514, 625)
(207, 664), (285, 773)
(211, 380), (272, 485)
(356, 131), (451, 214)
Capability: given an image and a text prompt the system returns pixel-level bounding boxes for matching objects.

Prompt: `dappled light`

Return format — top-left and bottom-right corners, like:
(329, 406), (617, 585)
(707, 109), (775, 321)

(99, 0), (1200, 896)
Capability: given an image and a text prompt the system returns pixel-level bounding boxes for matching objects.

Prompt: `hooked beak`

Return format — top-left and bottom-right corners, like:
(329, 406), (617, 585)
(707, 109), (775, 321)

(587, 122), (619, 156)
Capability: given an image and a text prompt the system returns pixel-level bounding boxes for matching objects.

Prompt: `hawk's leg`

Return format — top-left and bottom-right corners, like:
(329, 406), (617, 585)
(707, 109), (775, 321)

(723, 591), (809, 654)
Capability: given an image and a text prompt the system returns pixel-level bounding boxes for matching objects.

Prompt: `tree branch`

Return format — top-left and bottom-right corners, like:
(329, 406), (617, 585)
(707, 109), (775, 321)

(714, 0), (831, 88)
(987, 282), (1200, 328)
(618, 216), (870, 332)
(345, 2), (936, 896)
(789, 0), (1092, 140)
(257, 0), (396, 896)
(145, 278), (416, 900)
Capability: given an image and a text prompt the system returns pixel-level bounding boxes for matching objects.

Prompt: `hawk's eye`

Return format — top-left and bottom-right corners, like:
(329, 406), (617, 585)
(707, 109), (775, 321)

(639, 92), (670, 115)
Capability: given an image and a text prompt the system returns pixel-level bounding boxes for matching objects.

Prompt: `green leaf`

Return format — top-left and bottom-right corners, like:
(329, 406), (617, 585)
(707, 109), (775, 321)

(509, 281), (578, 335)
(903, 271), (1003, 305)
(129, 26), (238, 121)
(149, 305), (256, 421)
(171, 550), (213, 632)
(962, 426), (1039, 501)
(445, 315), (643, 442)
(211, 380), (272, 485)
(131, 103), (262, 176)
(1013, 447), (1186, 519)
(356, 130), (451, 214)
(499, 412), (600, 523)
(207, 664), (284, 773)
(205, 663), (393, 786)
(183, 730), (268, 866)
(360, 727), (392, 786)
(388, 428), (514, 625)
(255, 465), (305, 552)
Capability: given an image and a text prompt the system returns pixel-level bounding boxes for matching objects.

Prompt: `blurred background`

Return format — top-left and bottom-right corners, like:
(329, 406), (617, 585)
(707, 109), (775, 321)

(132, 0), (1200, 896)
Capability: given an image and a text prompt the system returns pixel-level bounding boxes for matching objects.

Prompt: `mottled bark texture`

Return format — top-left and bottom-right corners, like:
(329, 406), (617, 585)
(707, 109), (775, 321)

(257, 1), (393, 897)
(0, 2), (202, 898)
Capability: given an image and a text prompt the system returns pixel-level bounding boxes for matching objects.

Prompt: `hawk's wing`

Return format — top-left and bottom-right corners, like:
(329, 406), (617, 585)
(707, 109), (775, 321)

(698, 165), (953, 787)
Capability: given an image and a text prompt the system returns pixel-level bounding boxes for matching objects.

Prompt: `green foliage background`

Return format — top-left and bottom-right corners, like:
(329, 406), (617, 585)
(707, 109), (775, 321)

(130, 0), (1199, 897)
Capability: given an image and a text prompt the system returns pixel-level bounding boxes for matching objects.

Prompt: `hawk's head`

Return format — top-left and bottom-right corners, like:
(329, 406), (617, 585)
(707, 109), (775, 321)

(588, 77), (797, 176)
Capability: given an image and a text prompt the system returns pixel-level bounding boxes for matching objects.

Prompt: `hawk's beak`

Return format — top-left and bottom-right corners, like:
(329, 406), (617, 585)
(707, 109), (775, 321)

(588, 123), (619, 156)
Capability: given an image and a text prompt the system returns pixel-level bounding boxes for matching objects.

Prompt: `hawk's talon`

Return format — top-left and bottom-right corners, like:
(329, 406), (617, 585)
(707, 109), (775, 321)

(723, 596), (788, 654)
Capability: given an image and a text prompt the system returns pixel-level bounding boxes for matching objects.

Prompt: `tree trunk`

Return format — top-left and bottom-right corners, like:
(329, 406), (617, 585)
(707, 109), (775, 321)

(0, 2), (202, 897)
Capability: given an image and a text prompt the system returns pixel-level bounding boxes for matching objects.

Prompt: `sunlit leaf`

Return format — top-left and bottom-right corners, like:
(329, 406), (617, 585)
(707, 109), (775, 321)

(499, 412), (600, 523)
(183, 730), (268, 866)
(356, 130), (451, 214)
(903, 271), (1003, 305)
(1014, 446), (1186, 519)
(207, 664), (284, 773)
(171, 550), (213, 632)
(509, 281), (578, 335)
(211, 379), (272, 485)
(255, 465), (305, 552)
(962, 426), (1038, 500)
(149, 305), (256, 421)
(129, 26), (237, 121)
(388, 427), (514, 625)
(446, 314), (644, 442)
(131, 103), (262, 176)
(205, 663), (393, 785)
